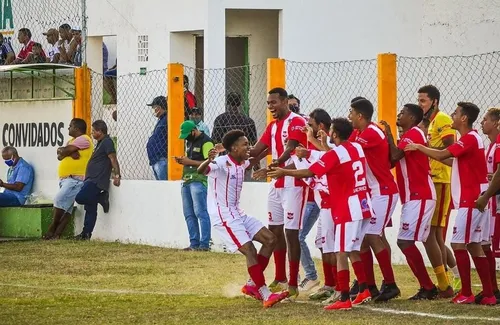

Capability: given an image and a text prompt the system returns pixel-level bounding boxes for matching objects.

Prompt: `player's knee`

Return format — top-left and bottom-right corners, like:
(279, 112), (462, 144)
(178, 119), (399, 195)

(264, 232), (277, 249)
(450, 242), (463, 251)
(397, 239), (411, 250)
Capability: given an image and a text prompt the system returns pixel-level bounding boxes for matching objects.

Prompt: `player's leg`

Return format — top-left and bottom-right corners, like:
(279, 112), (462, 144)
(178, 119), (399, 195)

(298, 200), (320, 291)
(347, 219), (371, 305)
(252, 224), (278, 271)
(267, 186), (287, 290)
(317, 210), (341, 304)
(481, 215), (500, 300)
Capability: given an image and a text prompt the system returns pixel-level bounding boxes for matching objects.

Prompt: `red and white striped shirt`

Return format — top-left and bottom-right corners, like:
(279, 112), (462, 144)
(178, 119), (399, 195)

(259, 111), (308, 188)
(396, 126), (436, 204)
(485, 135), (500, 215)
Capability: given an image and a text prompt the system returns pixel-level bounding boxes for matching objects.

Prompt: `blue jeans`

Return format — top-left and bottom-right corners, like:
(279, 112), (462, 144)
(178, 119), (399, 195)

(181, 181), (211, 249)
(0, 192), (21, 207)
(152, 158), (167, 180)
(75, 181), (103, 236)
(299, 201), (320, 280)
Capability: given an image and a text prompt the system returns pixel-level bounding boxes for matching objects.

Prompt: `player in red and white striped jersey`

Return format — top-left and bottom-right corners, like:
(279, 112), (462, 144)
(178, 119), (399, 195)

(269, 118), (373, 311)
(249, 88), (308, 299)
(348, 98), (399, 300)
(198, 130), (289, 308)
(406, 102), (496, 305)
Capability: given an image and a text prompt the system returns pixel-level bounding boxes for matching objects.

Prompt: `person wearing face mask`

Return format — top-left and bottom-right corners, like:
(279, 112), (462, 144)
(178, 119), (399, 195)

(188, 108), (210, 137)
(176, 120), (214, 251)
(288, 94), (301, 115)
(0, 146), (34, 207)
(146, 96), (168, 180)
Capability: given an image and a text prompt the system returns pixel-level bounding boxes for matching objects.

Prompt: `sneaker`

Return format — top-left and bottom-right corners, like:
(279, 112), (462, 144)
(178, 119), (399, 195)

(73, 232), (91, 241)
(241, 284), (262, 301)
(269, 280), (288, 293)
(309, 286), (334, 301)
(379, 280), (386, 293)
(368, 285), (380, 298)
(349, 279), (359, 300)
(373, 283), (401, 303)
(195, 247), (211, 252)
(408, 286), (438, 300)
(324, 299), (352, 311)
(452, 277), (461, 293)
(477, 295), (497, 305)
(495, 289), (500, 303)
(451, 292), (474, 304)
(263, 291), (289, 308)
(352, 288), (371, 305)
(299, 278), (320, 292)
(282, 286), (299, 302)
(98, 191), (110, 213)
(438, 286), (455, 299)
(321, 290), (342, 305)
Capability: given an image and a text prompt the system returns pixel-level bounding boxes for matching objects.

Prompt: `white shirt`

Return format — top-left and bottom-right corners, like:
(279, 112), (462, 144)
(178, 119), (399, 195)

(47, 43), (60, 62)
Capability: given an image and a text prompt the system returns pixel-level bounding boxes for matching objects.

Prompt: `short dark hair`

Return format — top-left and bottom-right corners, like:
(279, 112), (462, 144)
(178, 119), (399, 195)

(59, 23), (71, 30)
(418, 85), (440, 106)
(351, 98), (374, 120)
(19, 28), (31, 39)
(331, 118), (353, 141)
(33, 42), (42, 48)
(222, 129), (245, 151)
(226, 92), (241, 107)
(404, 104), (424, 125)
(92, 120), (108, 134)
(71, 118), (87, 133)
(2, 146), (17, 156)
(351, 96), (366, 104)
(486, 107), (500, 121)
(288, 94), (300, 106)
(458, 102), (480, 126)
(309, 108), (332, 131)
(268, 87), (288, 99)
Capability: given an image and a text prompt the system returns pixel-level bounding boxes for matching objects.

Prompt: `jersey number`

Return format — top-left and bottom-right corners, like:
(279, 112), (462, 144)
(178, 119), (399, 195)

(352, 161), (366, 187)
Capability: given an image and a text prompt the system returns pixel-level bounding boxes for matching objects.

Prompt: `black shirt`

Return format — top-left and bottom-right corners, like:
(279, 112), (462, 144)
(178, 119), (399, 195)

(85, 135), (116, 190)
(212, 112), (258, 145)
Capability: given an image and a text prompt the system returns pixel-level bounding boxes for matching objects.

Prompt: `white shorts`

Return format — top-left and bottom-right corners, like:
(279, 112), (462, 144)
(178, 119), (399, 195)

(451, 208), (489, 244)
(365, 194), (399, 236)
(398, 200), (436, 242)
(481, 216), (493, 245)
(314, 208), (335, 253)
(268, 186), (308, 230)
(212, 214), (264, 253)
(334, 218), (369, 253)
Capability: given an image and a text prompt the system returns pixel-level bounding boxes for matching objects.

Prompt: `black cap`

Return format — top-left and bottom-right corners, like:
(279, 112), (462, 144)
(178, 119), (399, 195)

(146, 96), (167, 110)
(189, 107), (202, 115)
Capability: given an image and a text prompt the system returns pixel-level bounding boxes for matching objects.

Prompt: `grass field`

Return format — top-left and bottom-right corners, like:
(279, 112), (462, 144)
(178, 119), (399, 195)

(0, 240), (499, 325)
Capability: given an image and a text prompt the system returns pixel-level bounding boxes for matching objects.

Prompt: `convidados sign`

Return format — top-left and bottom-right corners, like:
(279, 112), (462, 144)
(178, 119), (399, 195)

(2, 122), (64, 147)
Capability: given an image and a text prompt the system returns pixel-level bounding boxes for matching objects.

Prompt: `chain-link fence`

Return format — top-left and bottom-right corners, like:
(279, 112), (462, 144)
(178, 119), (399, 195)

(90, 68), (167, 180)
(397, 51), (500, 142)
(286, 59), (378, 121)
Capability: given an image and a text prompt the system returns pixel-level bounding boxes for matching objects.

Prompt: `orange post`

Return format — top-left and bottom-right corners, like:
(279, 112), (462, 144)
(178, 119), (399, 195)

(167, 63), (185, 181)
(377, 53), (398, 141)
(73, 65), (92, 135)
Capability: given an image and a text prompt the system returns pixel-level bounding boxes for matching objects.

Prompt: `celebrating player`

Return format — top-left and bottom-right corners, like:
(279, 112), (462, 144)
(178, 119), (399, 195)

(405, 102), (496, 305)
(348, 98), (400, 300)
(250, 88), (308, 299)
(268, 118), (372, 310)
(197, 130), (289, 308)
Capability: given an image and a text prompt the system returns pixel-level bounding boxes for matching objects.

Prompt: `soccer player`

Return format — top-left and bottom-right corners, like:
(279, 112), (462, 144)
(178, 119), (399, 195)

(405, 102), (496, 305)
(249, 88), (308, 299)
(348, 98), (400, 300)
(382, 104), (448, 300)
(197, 130), (289, 308)
(417, 85), (460, 290)
(268, 117), (373, 311)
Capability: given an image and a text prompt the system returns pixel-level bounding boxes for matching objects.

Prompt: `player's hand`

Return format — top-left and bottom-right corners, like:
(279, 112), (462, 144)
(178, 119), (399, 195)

(214, 143), (225, 153)
(295, 146), (309, 159)
(267, 167), (285, 179)
(252, 168), (268, 180)
(302, 125), (315, 141)
(476, 195), (489, 212)
(317, 129), (328, 142)
(404, 143), (420, 152)
(379, 120), (392, 134)
(268, 160), (279, 168)
(488, 173), (493, 182)
(207, 149), (218, 161)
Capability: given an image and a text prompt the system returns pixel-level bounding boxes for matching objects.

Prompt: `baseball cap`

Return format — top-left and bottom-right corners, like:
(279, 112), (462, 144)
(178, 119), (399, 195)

(179, 120), (197, 139)
(189, 107), (202, 115)
(146, 96), (167, 110)
(43, 28), (58, 36)
(72, 26), (82, 32)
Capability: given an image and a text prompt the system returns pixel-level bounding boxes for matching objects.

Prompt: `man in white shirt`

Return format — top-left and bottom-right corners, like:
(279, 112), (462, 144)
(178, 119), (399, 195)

(43, 28), (60, 63)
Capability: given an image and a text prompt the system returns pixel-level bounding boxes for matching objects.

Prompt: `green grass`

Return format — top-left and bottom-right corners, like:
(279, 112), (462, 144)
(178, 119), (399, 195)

(0, 241), (498, 325)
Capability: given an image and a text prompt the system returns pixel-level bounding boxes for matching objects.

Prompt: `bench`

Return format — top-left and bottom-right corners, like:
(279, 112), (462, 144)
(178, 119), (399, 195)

(0, 204), (76, 238)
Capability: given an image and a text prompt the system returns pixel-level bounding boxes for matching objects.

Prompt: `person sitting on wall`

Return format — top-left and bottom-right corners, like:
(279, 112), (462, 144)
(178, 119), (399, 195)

(0, 147), (34, 207)
(0, 33), (16, 65)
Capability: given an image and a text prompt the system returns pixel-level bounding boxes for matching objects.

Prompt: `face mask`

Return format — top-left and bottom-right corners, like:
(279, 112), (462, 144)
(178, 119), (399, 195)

(190, 117), (201, 124)
(289, 105), (299, 113)
(4, 157), (15, 167)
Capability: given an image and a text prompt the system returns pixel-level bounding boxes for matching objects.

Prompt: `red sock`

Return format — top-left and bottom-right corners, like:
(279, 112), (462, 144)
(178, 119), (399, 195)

(483, 247), (499, 292)
(473, 256), (494, 297)
(337, 269), (350, 294)
(331, 265), (338, 287)
(375, 249), (395, 285)
(323, 261), (335, 287)
(257, 254), (270, 272)
(288, 260), (300, 287)
(454, 249), (472, 296)
(351, 261), (367, 287)
(402, 245), (434, 290)
(248, 264), (265, 288)
(360, 251), (376, 286)
(273, 249), (287, 282)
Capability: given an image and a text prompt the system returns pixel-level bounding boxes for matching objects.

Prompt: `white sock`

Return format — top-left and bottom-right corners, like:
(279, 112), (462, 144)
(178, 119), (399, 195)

(450, 266), (460, 278)
(258, 285), (271, 301)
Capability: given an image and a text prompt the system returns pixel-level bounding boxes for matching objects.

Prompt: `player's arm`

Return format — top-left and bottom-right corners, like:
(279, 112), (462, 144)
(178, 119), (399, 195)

(274, 139), (300, 167)
(268, 167), (313, 179)
(404, 143), (452, 161)
(380, 121), (404, 164)
(440, 158), (454, 167)
(197, 149), (217, 175)
(477, 159), (500, 212)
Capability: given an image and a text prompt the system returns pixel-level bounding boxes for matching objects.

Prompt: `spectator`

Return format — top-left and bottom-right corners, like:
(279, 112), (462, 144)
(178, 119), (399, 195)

(146, 96), (168, 180)
(288, 94), (301, 114)
(0, 146), (34, 207)
(42, 28), (60, 63)
(29, 43), (46, 63)
(74, 120), (121, 240)
(69, 27), (82, 66)
(102, 42), (109, 72)
(189, 107), (210, 136)
(183, 75), (197, 120)
(58, 23), (72, 64)
(103, 59), (117, 104)
(44, 119), (93, 240)
(12, 28), (41, 64)
(0, 33), (15, 65)
(176, 120), (213, 251)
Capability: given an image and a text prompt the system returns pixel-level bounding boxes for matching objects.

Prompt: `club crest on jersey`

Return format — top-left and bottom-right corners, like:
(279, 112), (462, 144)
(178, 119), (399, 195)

(453, 227), (457, 234)
(370, 217), (377, 224)
(489, 156), (493, 163)
(360, 198), (370, 212)
(402, 223), (409, 231)
(474, 226), (482, 233)
(268, 212), (272, 221)
(287, 212), (294, 220)
(322, 237), (326, 244)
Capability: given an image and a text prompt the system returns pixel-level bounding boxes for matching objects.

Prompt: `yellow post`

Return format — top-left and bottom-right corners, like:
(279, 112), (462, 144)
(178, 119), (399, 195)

(167, 63), (185, 181)
(377, 53), (398, 141)
(73, 65), (92, 135)
(266, 58), (286, 176)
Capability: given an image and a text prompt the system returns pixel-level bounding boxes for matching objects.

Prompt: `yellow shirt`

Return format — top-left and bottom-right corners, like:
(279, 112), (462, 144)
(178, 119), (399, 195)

(58, 135), (94, 178)
(428, 111), (456, 183)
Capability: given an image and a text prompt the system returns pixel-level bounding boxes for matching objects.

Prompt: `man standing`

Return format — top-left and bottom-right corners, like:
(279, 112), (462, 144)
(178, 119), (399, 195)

(42, 28), (61, 63)
(417, 85), (460, 290)
(74, 120), (121, 240)
(44, 119), (93, 240)
(176, 120), (213, 251)
(0, 147), (34, 207)
(146, 96), (168, 180)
